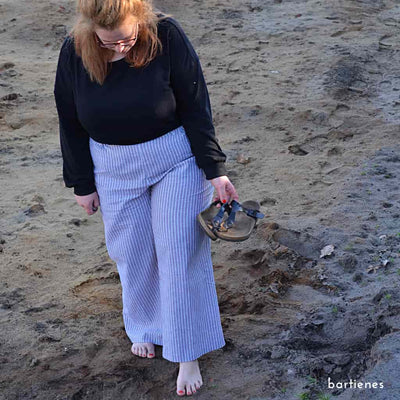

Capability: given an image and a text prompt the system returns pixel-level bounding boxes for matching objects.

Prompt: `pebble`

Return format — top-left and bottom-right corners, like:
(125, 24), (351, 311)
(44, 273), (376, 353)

(30, 358), (40, 367)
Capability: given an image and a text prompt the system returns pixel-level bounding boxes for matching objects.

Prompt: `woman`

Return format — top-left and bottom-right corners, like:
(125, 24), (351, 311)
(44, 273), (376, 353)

(54, 0), (239, 396)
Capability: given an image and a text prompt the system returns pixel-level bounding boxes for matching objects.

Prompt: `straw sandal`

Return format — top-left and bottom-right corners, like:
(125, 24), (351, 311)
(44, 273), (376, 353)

(197, 199), (264, 242)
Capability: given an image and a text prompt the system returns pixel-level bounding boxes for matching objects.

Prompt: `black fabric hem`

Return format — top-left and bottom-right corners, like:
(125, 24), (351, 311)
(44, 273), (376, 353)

(203, 162), (228, 180)
(72, 183), (97, 196)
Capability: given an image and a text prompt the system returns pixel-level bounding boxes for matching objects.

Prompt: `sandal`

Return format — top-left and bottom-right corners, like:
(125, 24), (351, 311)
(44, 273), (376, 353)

(197, 199), (265, 242)
(196, 200), (230, 241)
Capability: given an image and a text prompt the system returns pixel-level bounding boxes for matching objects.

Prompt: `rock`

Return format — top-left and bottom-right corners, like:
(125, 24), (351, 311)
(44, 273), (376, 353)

(69, 218), (88, 226)
(288, 144), (308, 156)
(236, 153), (251, 164)
(1, 93), (19, 101)
(320, 244), (335, 258)
(30, 358), (40, 367)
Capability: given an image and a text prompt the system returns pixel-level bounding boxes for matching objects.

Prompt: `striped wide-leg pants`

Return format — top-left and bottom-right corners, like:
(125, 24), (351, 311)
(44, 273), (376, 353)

(89, 126), (226, 362)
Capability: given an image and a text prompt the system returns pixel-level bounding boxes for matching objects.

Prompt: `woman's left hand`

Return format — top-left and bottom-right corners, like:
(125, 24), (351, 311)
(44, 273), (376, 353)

(209, 175), (239, 206)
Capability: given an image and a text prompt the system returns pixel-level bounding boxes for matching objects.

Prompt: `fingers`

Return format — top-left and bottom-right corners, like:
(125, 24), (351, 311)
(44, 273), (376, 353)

(216, 184), (238, 205)
(212, 194), (228, 207)
(227, 183), (240, 203)
(86, 203), (96, 215)
(93, 192), (100, 208)
(74, 192), (100, 215)
(212, 195), (222, 208)
(210, 176), (239, 207)
(219, 185), (228, 204)
(91, 193), (100, 213)
(89, 197), (99, 215)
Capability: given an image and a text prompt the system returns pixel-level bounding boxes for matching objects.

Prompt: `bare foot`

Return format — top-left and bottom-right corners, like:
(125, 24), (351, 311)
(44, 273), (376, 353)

(176, 359), (203, 396)
(131, 342), (155, 358)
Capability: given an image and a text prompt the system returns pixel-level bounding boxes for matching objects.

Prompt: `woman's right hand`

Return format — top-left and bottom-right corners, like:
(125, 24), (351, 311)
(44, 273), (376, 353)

(74, 191), (100, 215)
(209, 175), (239, 208)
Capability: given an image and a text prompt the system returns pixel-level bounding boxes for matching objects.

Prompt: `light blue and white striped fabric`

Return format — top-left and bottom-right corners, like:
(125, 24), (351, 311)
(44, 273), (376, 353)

(89, 126), (226, 362)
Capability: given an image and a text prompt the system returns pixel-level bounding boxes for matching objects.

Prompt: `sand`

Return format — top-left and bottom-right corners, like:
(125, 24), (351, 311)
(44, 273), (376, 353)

(0, 0), (400, 399)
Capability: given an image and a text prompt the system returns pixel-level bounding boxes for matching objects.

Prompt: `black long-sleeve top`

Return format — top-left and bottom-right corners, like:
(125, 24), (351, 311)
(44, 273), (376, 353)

(53, 17), (227, 196)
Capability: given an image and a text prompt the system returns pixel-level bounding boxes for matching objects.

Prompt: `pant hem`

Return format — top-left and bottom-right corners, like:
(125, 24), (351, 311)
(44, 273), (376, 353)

(161, 339), (226, 363)
(128, 337), (164, 347)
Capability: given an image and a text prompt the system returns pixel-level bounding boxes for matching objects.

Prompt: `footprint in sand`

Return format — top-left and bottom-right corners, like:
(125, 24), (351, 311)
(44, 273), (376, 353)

(70, 272), (122, 314)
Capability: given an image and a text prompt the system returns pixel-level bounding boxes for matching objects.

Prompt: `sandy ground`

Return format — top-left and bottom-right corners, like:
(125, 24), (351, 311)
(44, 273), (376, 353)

(1, 0), (400, 399)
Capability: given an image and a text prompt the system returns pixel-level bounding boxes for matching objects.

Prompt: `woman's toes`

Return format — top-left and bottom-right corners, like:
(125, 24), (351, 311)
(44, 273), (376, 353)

(186, 384), (194, 395)
(131, 343), (155, 358)
(177, 389), (185, 396)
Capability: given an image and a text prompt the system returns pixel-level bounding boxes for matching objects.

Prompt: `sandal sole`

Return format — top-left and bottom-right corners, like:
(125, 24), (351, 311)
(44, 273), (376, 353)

(214, 200), (261, 242)
(197, 203), (221, 241)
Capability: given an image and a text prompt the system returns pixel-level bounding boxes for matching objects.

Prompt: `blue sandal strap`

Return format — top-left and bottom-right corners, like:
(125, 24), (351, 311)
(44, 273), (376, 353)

(222, 201), (241, 229)
(221, 200), (264, 230)
(231, 200), (264, 219)
(210, 200), (264, 232)
(241, 207), (265, 219)
(211, 202), (228, 229)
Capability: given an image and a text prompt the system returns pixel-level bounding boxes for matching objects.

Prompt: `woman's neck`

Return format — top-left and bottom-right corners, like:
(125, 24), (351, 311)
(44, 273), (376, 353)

(110, 53), (126, 62)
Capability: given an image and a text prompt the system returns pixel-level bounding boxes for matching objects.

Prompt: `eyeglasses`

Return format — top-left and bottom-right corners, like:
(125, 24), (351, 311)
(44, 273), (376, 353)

(95, 23), (139, 49)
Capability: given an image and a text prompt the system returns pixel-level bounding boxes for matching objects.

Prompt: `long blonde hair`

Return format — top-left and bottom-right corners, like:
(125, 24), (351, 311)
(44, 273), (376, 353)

(71, 0), (167, 85)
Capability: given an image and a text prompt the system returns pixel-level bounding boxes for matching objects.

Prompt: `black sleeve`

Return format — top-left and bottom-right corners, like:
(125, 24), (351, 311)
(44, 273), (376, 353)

(54, 37), (96, 196)
(167, 19), (228, 180)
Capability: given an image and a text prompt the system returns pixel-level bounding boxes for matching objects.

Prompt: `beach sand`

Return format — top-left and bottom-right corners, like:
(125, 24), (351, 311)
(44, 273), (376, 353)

(0, 0), (399, 399)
